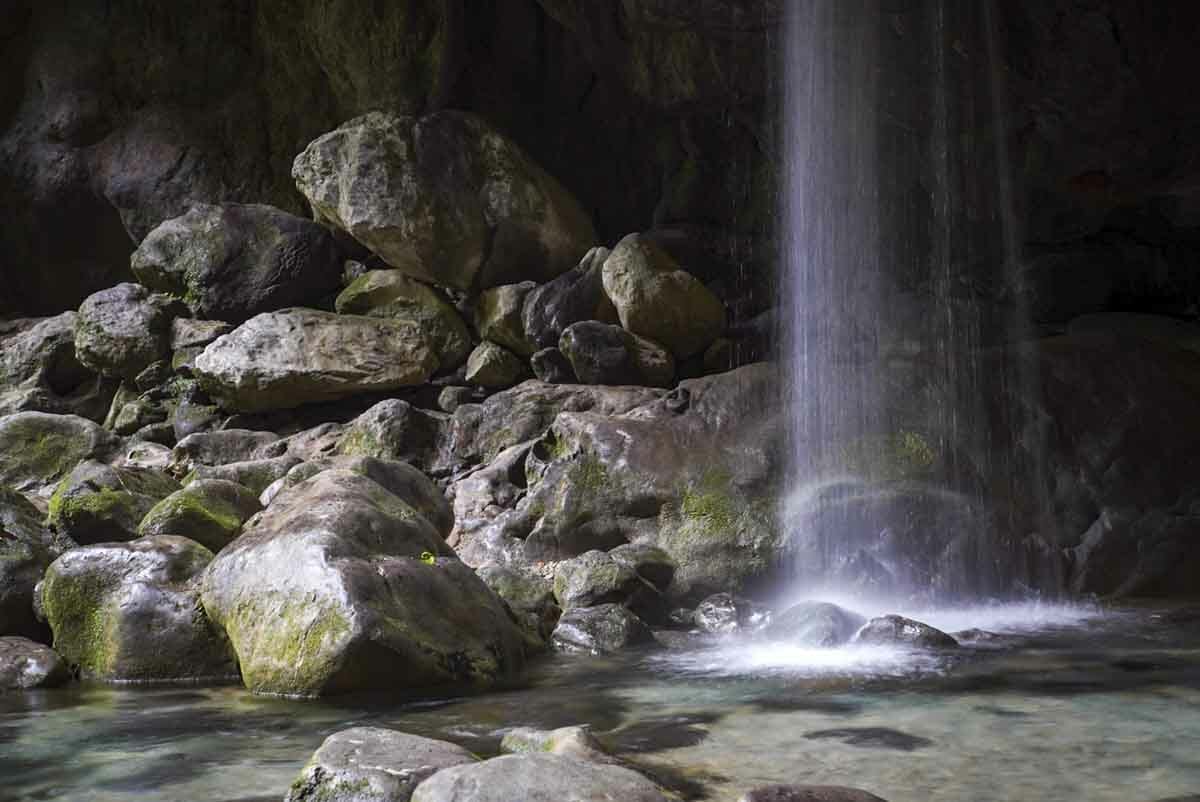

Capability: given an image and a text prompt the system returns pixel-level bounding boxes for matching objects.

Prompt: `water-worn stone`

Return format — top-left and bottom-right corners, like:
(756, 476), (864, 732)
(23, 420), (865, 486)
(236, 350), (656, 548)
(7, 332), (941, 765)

(609, 544), (677, 593)
(131, 203), (344, 323)
(475, 283), (537, 357)
(738, 786), (890, 802)
(285, 727), (476, 802)
(767, 602), (867, 648)
(200, 470), (525, 696)
(194, 309), (438, 412)
(47, 461), (180, 545)
(500, 726), (610, 763)
(293, 111), (595, 292)
(0, 486), (65, 641)
(410, 753), (668, 802)
(853, 615), (958, 649)
(554, 550), (644, 610)
(552, 604), (653, 654)
(0, 413), (120, 497)
(693, 593), (771, 635)
(465, 342), (531, 390)
(601, 233), (725, 359)
(559, 321), (675, 387)
(0, 637), (70, 690)
(74, 283), (179, 380)
(337, 400), (445, 474)
(476, 563), (559, 646)
(138, 479), (261, 552)
(0, 313), (110, 421)
(530, 348), (575, 384)
(40, 535), (236, 681)
(522, 247), (616, 350)
(336, 270), (472, 371)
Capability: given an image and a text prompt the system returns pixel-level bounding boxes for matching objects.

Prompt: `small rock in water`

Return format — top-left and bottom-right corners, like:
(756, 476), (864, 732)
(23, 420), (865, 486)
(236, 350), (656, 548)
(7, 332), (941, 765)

(552, 604), (653, 654)
(693, 593), (771, 634)
(410, 753), (669, 802)
(804, 727), (933, 752)
(952, 628), (1005, 644)
(853, 615), (958, 649)
(500, 725), (611, 763)
(766, 601), (866, 647)
(739, 785), (890, 802)
(0, 637), (71, 690)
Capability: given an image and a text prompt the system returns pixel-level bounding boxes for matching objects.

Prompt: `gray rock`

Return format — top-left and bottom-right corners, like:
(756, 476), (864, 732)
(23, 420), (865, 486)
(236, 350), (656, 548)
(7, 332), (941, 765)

(47, 460), (180, 545)
(499, 726), (610, 763)
(131, 203), (343, 323)
(336, 270), (472, 371)
(411, 753), (668, 802)
(608, 543), (676, 592)
(194, 309), (438, 412)
(293, 111), (595, 292)
(601, 233), (724, 359)
(476, 563), (559, 646)
(0, 486), (65, 641)
(559, 321), (675, 387)
(530, 348), (575, 384)
(465, 342), (531, 390)
(138, 479), (262, 552)
(187, 456), (302, 497)
(522, 247), (616, 350)
(284, 727), (476, 802)
(170, 429), (282, 474)
(853, 615), (958, 649)
(0, 313), (110, 421)
(0, 637), (70, 690)
(554, 550), (644, 610)
(767, 602), (867, 647)
(738, 786), (889, 802)
(41, 535), (237, 681)
(694, 593), (771, 635)
(475, 283), (537, 357)
(337, 399), (446, 473)
(437, 386), (476, 414)
(74, 283), (179, 380)
(552, 604), (653, 655)
(0, 412), (120, 497)
(170, 318), (232, 351)
(200, 470), (525, 696)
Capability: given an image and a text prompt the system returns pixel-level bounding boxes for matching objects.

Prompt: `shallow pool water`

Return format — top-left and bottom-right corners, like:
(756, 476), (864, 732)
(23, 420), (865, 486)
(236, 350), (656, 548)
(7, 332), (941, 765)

(3, 603), (1199, 802)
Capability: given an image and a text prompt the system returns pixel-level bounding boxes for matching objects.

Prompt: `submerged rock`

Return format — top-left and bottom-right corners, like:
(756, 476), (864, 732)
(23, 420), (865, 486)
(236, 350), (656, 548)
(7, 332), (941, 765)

(852, 615), (958, 649)
(131, 203), (344, 324)
(293, 111), (595, 292)
(285, 727), (476, 802)
(47, 461), (180, 545)
(552, 604), (653, 655)
(200, 470), (525, 696)
(194, 309), (438, 412)
(766, 602), (867, 647)
(137, 479), (262, 552)
(499, 726), (611, 763)
(40, 535), (236, 681)
(0, 637), (70, 690)
(0, 486), (64, 641)
(410, 753), (668, 802)
(739, 786), (890, 802)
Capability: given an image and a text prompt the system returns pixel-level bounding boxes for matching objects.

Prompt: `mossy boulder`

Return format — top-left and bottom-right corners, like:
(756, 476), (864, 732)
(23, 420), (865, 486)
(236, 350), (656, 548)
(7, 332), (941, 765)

(337, 399), (445, 472)
(40, 535), (237, 681)
(292, 111), (595, 292)
(553, 550), (644, 610)
(0, 637), (70, 690)
(74, 283), (180, 381)
(131, 203), (344, 324)
(0, 412), (119, 497)
(601, 233), (724, 359)
(499, 726), (610, 763)
(0, 486), (66, 641)
(475, 283), (537, 357)
(200, 470), (525, 696)
(551, 604), (653, 655)
(193, 309), (439, 413)
(559, 321), (674, 387)
(335, 269), (472, 371)
(138, 479), (261, 552)
(464, 342), (531, 390)
(284, 727), (476, 802)
(47, 461), (180, 545)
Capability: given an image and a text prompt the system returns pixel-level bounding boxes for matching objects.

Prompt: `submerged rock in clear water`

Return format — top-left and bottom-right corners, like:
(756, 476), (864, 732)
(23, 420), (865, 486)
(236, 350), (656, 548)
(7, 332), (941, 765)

(766, 601), (866, 647)
(852, 615), (958, 649)
(739, 785), (890, 802)
(410, 753), (668, 802)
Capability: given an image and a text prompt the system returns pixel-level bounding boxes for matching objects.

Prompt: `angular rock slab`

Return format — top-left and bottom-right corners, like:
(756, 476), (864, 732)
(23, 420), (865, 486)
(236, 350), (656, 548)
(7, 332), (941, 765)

(40, 535), (237, 681)
(193, 308), (438, 412)
(410, 753), (668, 802)
(0, 637), (70, 690)
(293, 110), (595, 292)
(131, 202), (344, 324)
(200, 470), (525, 696)
(285, 727), (476, 802)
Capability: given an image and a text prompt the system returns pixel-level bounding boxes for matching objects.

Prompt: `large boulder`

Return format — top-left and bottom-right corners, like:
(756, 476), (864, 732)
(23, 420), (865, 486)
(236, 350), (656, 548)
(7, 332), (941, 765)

(601, 234), (725, 359)
(559, 321), (674, 387)
(73, 283), (180, 380)
(47, 460), (180, 545)
(285, 727), (476, 802)
(693, 592), (771, 635)
(410, 753), (669, 802)
(137, 479), (262, 552)
(464, 342), (531, 390)
(40, 535), (237, 681)
(0, 412), (119, 496)
(0, 637), (70, 690)
(522, 247), (616, 350)
(292, 111), (595, 292)
(336, 269), (472, 371)
(130, 203), (344, 323)
(200, 470), (525, 696)
(766, 602), (867, 648)
(0, 486), (65, 640)
(193, 309), (438, 412)
(0, 313), (111, 421)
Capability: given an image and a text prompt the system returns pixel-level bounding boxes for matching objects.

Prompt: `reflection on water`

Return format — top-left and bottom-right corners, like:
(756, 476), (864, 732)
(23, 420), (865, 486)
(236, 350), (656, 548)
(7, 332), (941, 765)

(2, 604), (1199, 802)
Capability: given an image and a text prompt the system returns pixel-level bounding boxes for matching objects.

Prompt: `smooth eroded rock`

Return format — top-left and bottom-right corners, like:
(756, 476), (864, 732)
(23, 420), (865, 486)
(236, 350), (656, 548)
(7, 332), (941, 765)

(0, 637), (71, 690)
(552, 604), (653, 655)
(410, 753), (668, 802)
(74, 283), (179, 380)
(852, 615), (958, 649)
(47, 461), (180, 545)
(766, 602), (867, 648)
(137, 479), (262, 552)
